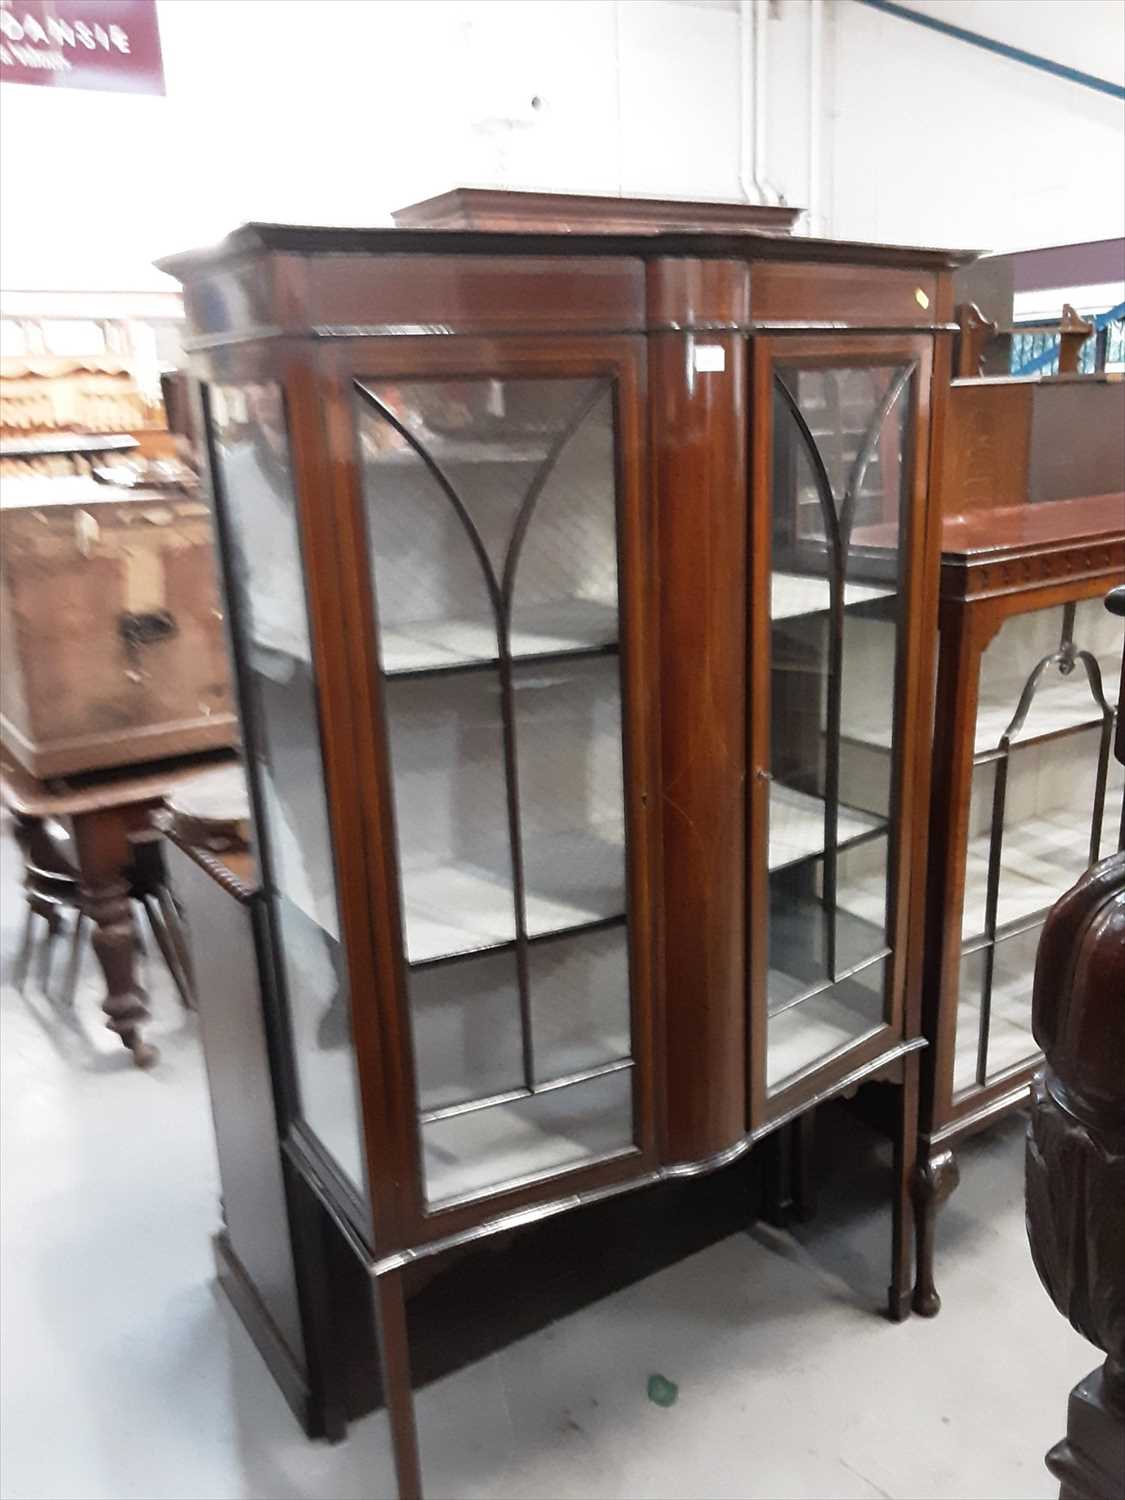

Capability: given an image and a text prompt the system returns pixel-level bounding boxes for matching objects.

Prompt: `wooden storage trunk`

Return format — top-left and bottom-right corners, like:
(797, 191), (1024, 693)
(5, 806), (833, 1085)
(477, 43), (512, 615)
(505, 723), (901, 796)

(1, 478), (236, 777)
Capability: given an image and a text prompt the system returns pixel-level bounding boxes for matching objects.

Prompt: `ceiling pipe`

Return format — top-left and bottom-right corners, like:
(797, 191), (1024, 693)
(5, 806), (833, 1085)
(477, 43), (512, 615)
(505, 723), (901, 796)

(806, 0), (823, 235)
(739, 0), (782, 206)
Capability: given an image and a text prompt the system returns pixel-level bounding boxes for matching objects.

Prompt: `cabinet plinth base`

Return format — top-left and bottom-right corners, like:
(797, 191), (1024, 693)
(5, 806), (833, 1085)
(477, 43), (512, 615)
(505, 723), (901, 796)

(1046, 1365), (1125, 1500)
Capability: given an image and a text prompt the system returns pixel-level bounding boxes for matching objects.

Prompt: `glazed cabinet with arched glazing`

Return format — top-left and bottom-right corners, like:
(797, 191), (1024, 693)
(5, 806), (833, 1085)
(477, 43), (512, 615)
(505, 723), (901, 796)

(748, 336), (935, 1125)
(163, 223), (969, 1497)
(913, 495), (1125, 1317)
(327, 336), (662, 1242)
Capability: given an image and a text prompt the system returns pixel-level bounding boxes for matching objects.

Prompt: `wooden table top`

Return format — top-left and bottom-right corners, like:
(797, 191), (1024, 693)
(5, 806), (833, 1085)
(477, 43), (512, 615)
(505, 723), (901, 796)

(939, 492), (1125, 560)
(0, 747), (240, 818)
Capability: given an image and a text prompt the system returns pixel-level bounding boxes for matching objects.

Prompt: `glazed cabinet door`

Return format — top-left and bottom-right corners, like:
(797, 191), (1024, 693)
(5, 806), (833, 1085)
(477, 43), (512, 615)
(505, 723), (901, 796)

(750, 337), (933, 1115)
(950, 594), (1123, 1101)
(335, 340), (657, 1235)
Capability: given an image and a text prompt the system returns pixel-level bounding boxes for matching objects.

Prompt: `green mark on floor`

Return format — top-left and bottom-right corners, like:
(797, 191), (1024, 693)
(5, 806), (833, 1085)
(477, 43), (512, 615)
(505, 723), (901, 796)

(647, 1373), (678, 1408)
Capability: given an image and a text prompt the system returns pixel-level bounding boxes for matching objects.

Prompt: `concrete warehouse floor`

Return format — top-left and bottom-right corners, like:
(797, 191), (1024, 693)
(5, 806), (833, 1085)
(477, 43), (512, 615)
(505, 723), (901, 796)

(0, 821), (1095, 1500)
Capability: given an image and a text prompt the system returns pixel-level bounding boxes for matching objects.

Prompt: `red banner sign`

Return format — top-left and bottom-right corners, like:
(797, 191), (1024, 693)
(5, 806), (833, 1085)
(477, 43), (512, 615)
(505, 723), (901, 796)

(0, 1), (164, 94)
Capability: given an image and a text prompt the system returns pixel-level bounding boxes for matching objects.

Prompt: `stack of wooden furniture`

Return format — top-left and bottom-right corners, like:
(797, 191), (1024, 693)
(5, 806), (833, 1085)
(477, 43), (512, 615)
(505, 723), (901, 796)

(912, 345), (1125, 1313)
(158, 190), (976, 1496)
(0, 355), (176, 476)
(1, 475), (236, 1063)
(940, 365), (1124, 513)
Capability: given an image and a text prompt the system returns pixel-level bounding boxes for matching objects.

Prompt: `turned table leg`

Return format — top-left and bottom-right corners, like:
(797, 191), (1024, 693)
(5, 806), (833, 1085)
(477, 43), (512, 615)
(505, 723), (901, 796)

(72, 807), (158, 1069)
(911, 1147), (960, 1317)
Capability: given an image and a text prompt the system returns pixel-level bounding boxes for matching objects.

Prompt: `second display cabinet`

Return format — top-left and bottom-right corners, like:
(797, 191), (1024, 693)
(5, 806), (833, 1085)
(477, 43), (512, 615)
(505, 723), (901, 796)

(162, 223), (970, 1496)
(916, 495), (1125, 1314)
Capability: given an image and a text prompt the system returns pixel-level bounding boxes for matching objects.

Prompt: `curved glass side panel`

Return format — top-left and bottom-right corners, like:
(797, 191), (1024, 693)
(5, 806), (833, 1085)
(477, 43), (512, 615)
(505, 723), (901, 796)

(766, 364), (912, 1094)
(355, 377), (636, 1210)
(205, 380), (367, 1199)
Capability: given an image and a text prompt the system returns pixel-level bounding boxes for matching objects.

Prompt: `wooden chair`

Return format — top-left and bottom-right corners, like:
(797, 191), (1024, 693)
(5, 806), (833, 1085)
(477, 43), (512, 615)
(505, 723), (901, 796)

(9, 809), (195, 1014)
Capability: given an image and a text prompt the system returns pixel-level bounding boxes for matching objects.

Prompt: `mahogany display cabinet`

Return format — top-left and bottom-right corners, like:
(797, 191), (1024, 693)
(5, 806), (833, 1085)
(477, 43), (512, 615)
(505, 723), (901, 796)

(161, 220), (972, 1496)
(915, 495), (1125, 1316)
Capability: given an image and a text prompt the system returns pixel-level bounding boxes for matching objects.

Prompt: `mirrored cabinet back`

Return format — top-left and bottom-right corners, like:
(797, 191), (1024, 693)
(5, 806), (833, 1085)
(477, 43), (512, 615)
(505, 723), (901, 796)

(160, 214), (978, 1497)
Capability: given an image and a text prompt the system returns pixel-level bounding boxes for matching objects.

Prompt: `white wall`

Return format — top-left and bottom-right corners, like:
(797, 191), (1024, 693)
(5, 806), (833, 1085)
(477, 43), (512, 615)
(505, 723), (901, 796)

(0, 0), (1121, 295)
(827, 0), (1125, 251)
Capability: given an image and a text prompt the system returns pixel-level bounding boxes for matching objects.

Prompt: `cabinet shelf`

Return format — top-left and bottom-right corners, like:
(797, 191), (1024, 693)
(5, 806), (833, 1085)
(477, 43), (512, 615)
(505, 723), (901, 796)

(421, 1064), (635, 1208)
(379, 597), (619, 677)
(771, 571), (893, 622)
(767, 900), (887, 1013)
(768, 783), (886, 872)
(368, 435), (555, 468)
(961, 809), (1100, 943)
(767, 991), (886, 1093)
(953, 921), (1044, 1094)
(400, 820), (626, 965)
(972, 672), (1116, 757)
(419, 1055), (632, 1125)
(767, 971), (886, 1095)
(767, 894), (888, 1091)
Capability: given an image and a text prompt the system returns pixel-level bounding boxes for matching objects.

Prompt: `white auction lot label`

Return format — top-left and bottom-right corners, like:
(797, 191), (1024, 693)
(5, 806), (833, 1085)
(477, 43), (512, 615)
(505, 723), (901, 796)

(693, 344), (727, 373)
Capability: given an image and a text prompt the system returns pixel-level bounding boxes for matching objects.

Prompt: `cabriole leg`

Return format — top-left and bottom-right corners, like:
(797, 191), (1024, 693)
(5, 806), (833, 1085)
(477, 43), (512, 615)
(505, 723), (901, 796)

(911, 1146), (960, 1317)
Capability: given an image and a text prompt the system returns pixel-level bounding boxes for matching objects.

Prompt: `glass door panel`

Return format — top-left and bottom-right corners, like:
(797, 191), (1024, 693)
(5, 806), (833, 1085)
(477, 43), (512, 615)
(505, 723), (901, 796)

(766, 363), (912, 1094)
(952, 926), (1043, 1094)
(953, 598), (1122, 1097)
(513, 655), (626, 935)
(205, 381), (367, 1197)
(355, 376), (636, 1209)
(382, 672), (515, 963)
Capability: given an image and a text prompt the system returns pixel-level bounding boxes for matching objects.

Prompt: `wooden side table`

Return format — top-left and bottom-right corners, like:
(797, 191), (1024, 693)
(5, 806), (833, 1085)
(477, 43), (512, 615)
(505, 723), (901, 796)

(1, 748), (239, 1066)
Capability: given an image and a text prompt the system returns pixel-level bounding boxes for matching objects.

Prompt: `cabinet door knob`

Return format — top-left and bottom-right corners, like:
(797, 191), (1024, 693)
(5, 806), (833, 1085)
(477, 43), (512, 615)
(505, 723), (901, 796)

(755, 768), (773, 783)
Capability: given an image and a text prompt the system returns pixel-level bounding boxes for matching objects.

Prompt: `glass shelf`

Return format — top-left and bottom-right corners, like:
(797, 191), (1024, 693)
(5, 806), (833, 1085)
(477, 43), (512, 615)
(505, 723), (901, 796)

(384, 651), (627, 965)
(961, 725), (1124, 943)
(962, 810), (1098, 942)
(768, 783), (886, 872)
(974, 598), (1120, 757)
(766, 982), (885, 1093)
(409, 923), (631, 1118)
(973, 674), (1117, 757)
(770, 571), (893, 622)
(400, 824), (626, 965)
(767, 896), (888, 1012)
(767, 885), (889, 1091)
(421, 1065), (634, 1208)
(367, 436), (555, 468)
(379, 597), (619, 677)
(953, 923), (1044, 1093)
